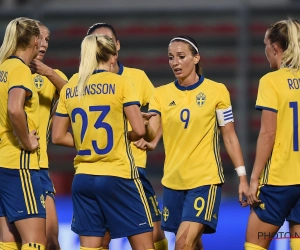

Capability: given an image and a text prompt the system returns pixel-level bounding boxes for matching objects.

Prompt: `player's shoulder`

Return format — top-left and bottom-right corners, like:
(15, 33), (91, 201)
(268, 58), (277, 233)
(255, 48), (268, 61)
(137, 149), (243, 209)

(203, 77), (227, 89)
(123, 66), (148, 78)
(54, 69), (68, 80)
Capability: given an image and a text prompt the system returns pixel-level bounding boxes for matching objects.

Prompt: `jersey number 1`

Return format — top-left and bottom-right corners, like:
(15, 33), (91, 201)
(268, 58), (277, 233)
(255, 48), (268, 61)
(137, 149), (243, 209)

(71, 105), (113, 155)
(290, 102), (299, 151)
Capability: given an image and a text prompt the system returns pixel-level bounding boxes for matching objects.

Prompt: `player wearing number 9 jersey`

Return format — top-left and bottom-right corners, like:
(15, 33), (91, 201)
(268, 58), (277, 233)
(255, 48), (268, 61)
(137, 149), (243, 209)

(52, 34), (154, 250)
(245, 19), (300, 250)
(145, 35), (248, 249)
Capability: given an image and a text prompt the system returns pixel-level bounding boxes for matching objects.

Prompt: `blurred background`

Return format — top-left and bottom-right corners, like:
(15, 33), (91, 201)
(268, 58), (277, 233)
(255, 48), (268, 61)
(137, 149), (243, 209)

(1, 0), (299, 249)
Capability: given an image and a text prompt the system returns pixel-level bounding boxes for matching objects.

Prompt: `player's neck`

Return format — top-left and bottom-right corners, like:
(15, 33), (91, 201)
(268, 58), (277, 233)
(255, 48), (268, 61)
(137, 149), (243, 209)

(14, 49), (35, 66)
(177, 73), (199, 87)
(111, 62), (119, 74)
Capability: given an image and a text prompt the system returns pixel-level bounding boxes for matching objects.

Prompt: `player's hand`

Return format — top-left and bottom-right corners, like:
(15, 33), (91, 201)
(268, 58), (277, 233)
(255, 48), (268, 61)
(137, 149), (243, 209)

(133, 138), (156, 151)
(30, 59), (51, 76)
(247, 179), (261, 206)
(28, 130), (40, 151)
(238, 179), (249, 207)
(141, 112), (157, 125)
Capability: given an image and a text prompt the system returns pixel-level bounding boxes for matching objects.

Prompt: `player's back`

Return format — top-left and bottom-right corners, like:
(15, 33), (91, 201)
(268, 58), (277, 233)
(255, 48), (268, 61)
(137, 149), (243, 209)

(256, 68), (300, 185)
(58, 71), (139, 179)
(0, 57), (39, 169)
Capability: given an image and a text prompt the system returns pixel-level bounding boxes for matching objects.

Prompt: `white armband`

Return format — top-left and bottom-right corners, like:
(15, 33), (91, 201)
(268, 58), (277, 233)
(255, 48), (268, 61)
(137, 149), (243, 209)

(216, 106), (234, 126)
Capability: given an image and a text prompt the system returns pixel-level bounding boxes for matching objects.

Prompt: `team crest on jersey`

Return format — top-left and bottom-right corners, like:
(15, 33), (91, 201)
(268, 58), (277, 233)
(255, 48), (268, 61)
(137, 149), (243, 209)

(196, 92), (206, 107)
(40, 194), (45, 208)
(34, 75), (44, 89)
(162, 206), (169, 222)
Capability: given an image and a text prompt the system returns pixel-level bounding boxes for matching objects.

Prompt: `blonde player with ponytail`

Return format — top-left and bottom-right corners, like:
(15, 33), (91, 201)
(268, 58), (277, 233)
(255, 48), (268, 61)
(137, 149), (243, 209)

(0, 17), (47, 250)
(52, 34), (155, 250)
(245, 18), (300, 250)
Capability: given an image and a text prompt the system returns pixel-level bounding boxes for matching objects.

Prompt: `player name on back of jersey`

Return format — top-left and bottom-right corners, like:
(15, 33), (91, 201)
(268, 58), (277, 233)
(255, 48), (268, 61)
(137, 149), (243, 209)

(288, 78), (300, 89)
(66, 83), (115, 99)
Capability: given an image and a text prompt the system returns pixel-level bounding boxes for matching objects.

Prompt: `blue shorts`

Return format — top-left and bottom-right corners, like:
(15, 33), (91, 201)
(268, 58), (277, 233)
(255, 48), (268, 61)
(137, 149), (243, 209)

(138, 167), (161, 222)
(0, 167), (46, 223)
(71, 174), (153, 239)
(161, 184), (222, 234)
(254, 185), (300, 226)
(39, 168), (56, 200)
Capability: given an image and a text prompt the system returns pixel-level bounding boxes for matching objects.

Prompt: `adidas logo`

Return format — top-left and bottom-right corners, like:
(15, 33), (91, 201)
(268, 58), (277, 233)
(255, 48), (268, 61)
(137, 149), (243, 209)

(169, 101), (176, 106)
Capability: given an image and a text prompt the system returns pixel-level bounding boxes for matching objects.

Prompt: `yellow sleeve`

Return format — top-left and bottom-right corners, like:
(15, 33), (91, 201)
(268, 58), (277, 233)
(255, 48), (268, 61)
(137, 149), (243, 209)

(216, 84), (232, 110)
(140, 71), (154, 106)
(122, 77), (140, 107)
(256, 75), (278, 112)
(55, 85), (68, 117)
(148, 88), (161, 115)
(55, 69), (68, 82)
(8, 65), (33, 98)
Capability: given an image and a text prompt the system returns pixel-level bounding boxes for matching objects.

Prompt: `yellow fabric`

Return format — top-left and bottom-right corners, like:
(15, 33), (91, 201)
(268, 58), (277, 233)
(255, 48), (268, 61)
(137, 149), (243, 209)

(1, 242), (21, 250)
(101, 248), (108, 250)
(121, 66), (154, 168)
(21, 243), (45, 250)
(0, 57), (39, 169)
(80, 247), (102, 250)
(290, 238), (300, 250)
(244, 242), (266, 250)
(33, 69), (68, 169)
(149, 77), (229, 189)
(256, 68), (300, 185)
(56, 71), (139, 178)
(154, 238), (168, 250)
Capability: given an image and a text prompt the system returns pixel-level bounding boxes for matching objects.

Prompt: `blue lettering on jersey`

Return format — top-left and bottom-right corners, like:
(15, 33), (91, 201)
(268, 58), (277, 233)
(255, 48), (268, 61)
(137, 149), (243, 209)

(66, 83), (115, 99)
(288, 78), (300, 89)
(0, 71), (8, 83)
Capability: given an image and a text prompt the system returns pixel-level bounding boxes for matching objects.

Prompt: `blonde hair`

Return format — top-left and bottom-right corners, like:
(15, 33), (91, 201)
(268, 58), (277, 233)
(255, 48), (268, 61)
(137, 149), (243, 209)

(0, 17), (40, 64)
(78, 35), (117, 96)
(268, 18), (300, 70)
(36, 20), (50, 35)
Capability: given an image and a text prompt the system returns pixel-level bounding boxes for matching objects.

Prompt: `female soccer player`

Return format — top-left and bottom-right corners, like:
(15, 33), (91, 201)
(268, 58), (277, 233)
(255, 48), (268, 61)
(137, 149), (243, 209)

(144, 35), (248, 250)
(30, 21), (68, 250)
(52, 34), (154, 250)
(245, 19), (300, 250)
(87, 23), (167, 250)
(0, 17), (47, 250)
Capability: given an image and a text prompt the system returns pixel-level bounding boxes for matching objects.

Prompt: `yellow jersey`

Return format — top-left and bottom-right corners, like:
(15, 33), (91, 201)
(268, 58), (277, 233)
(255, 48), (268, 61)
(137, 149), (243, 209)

(56, 70), (140, 178)
(256, 68), (300, 185)
(117, 62), (154, 168)
(33, 70), (68, 168)
(0, 56), (40, 169)
(149, 76), (232, 190)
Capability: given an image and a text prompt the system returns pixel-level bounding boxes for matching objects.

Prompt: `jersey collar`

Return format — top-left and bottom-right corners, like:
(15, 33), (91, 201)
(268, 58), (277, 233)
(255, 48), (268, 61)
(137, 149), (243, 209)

(8, 56), (25, 64)
(117, 61), (124, 75)
(92, 69), (107, 74)
(174, 75), (204, 91)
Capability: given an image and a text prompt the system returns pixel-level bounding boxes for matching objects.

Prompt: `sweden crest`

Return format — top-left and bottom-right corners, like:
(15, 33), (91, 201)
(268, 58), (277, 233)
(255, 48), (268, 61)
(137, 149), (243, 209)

(34, 75), (44, 89)
(196, 92), (206, 107)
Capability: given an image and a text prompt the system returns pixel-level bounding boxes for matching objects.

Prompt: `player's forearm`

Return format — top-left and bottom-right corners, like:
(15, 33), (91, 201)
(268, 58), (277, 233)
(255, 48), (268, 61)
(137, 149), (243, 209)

(52, 131), (74, 147)
(223, 133), (245, 169)
(144, 123), (157, 142)
(127, 130), (144, 142)
(251, 130), (275, 181)
(8, 108), (32, 148)
(149, 125), (162, 147)
(45, 68), (66, 93)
